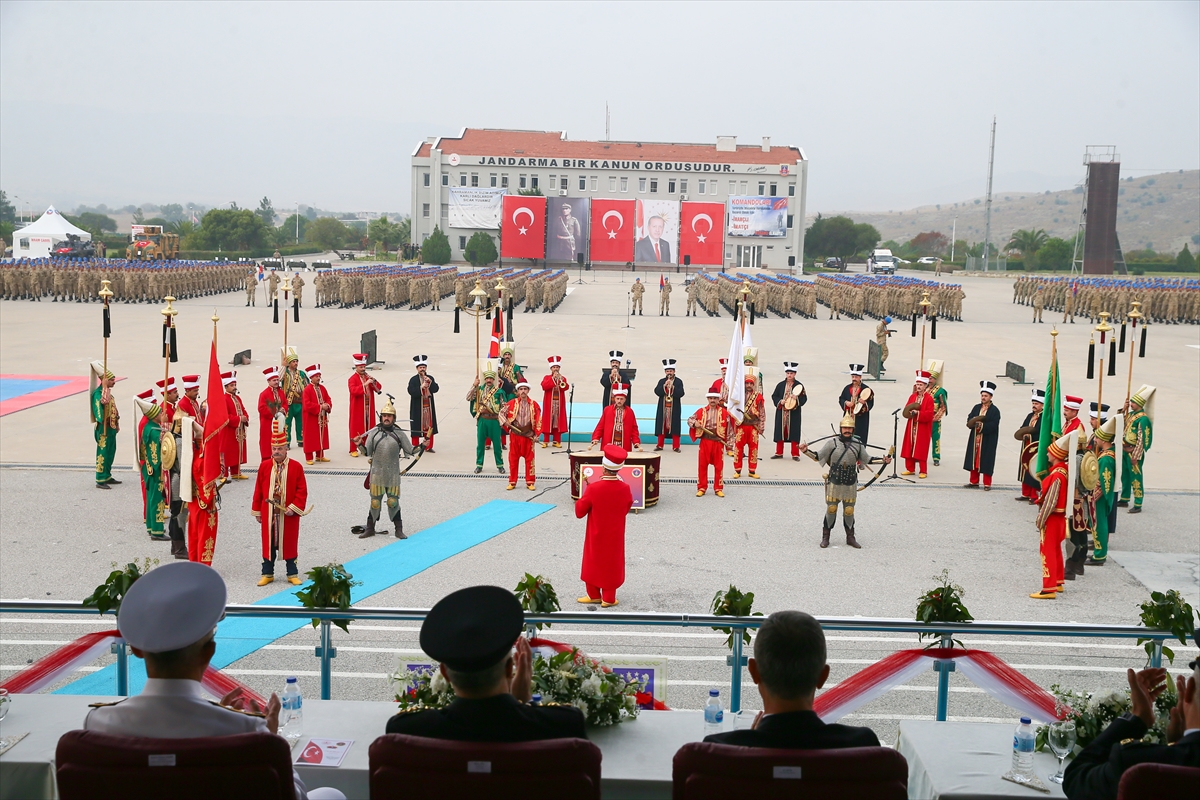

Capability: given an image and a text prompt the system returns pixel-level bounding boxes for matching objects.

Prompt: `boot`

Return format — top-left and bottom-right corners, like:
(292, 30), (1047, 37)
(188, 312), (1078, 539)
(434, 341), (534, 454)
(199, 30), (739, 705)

(820, 527), (830, 548)
(1063, 560), (1077, 580)
(392, 510), (406, 539)
(170, 538), (188, 559)
(358, 515), (376, 539)
(845, 529), (861, 549)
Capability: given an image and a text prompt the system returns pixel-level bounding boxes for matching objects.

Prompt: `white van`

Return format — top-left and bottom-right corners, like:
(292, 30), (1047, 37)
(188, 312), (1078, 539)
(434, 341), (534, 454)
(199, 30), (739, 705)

(871, 249), (897, 274)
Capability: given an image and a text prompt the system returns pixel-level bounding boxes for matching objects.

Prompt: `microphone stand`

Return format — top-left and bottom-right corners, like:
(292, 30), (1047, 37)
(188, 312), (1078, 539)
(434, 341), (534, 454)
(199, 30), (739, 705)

(624, 289), (633, 329)
(554, 385), (575, 456)
(880, 408), (914, 484)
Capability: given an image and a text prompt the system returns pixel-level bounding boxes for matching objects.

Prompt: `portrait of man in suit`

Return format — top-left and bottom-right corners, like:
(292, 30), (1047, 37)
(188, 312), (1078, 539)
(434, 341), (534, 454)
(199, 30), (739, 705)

(635, 215), (672, 264)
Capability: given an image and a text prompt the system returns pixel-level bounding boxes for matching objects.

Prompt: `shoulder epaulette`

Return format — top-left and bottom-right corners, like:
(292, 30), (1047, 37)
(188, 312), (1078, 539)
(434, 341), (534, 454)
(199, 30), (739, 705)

(392, 704), (432, 716)
(540, 701), (573, 709)
(207, 700), (265, 718)
(88, 700), (126, 709)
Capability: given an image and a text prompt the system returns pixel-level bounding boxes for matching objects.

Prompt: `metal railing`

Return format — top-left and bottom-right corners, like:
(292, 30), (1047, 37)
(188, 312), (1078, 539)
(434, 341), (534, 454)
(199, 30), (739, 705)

(0, 600), (1171, 720)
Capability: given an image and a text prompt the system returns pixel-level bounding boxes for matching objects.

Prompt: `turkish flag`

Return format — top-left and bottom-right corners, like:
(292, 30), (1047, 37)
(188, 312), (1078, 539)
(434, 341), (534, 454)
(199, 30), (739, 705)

(589, 199), (636, 263)
(500, 195), (546, 260)
(200, 340), (229, 492)
(679, 202), (725, 266)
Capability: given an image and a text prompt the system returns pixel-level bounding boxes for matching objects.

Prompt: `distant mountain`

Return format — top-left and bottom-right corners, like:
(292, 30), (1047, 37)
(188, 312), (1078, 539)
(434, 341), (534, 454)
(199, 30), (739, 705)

(811, 169), (1199, 256)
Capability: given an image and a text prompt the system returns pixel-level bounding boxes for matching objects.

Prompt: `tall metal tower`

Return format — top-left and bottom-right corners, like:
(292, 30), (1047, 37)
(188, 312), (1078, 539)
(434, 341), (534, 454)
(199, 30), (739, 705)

(981, 117), (996, 272)
(1071, 146), (1122, 275)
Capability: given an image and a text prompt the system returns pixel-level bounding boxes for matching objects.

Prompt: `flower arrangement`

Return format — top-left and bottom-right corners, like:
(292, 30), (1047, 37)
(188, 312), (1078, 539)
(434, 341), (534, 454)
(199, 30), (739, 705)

(388, 647), (643, 727)
(294, 562), (360, 633)
(513, 573), (561, 630)
(711, 584), (763, 650)
(1035, 681), (1177, 753)
(82, 558), (160, 615)
(1137, 589), (1198, 665)
(914, 569), (974, 648)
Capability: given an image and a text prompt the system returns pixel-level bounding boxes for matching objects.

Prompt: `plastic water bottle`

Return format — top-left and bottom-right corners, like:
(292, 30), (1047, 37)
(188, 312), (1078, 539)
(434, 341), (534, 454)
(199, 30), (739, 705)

(703, 689), (724, 733)
(281, 677), (303, 745)
(1011, 717), (1035, 780)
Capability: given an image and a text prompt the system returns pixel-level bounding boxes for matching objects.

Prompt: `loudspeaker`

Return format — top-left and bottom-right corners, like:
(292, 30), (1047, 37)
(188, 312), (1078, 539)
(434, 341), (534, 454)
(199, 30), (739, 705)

(788, 256), (796, 267)
(230, 349), (251, 366)
(684, 255), (691, 266)
(577, 253), (585, 265)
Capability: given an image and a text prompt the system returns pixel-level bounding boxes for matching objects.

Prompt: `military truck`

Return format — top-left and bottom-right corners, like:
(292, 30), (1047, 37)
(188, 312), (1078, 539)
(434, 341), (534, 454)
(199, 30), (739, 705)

(126, 225), (180, 260)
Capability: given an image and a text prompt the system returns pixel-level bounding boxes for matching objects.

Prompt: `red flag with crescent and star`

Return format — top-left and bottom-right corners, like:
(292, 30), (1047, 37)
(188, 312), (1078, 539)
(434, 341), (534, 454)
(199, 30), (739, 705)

(500, 195), (546, 260)
(679, 202), (725, 266)
(588, 199), (636, 263)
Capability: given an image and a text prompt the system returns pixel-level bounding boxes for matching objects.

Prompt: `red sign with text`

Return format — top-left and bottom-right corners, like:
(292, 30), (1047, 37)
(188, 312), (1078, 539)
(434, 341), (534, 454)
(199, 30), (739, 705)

(588, 199), (636, 263)
(500, 195), (546, 260)
(679, 202), (725, 266)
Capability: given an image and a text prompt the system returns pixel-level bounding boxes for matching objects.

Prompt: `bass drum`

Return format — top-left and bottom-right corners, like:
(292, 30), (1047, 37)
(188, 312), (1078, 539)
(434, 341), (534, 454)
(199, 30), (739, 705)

(1076, 451), (1099, 493)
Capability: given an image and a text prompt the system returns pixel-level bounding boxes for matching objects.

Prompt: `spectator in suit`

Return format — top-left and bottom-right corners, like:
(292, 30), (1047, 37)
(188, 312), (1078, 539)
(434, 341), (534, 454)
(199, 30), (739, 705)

(634, 216), (672, 263)
(1063, 651), (1200, 800)
(704, 610), (879, 749)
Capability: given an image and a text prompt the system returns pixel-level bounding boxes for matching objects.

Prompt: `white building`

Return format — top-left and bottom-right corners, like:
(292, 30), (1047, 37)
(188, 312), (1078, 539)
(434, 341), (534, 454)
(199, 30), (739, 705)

(410, 129), (808, 272)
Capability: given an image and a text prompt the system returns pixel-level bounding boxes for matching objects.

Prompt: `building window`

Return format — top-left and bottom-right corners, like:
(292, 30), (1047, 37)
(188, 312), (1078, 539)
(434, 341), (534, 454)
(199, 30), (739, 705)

(441, 204), (448, 217)
(620, 177), (629, 192)
(501, 174), (509, 188)
(548, 174), (556, 190)
(639, 177), (647, 192)
(668, 179), (677, 193)
(729, 180), (737, 194)
(531, 175), (539, 188)
(680, 179), (688, 194)
(590, 176), (598, 191)
(471, 173), (479, 187)
(758, 181), (766, 196)
(788, 183), (796, 197)
(769, 183), (777, 197)
(423, 172), (430, 187)
(560, 176), (568, 190)
(698, 180), (707, 195)
(649, 179), (658, 193)
(490, 174), (497, 187)
(740, 181), (748, 193)
(422, 203), (430, 218)
(459, 236), (467, 249)
(609, 176), (617, 191)
(441, 173), (449, 186)
(460, 174), (467, 186)
(579, 176), (586, 190)
(787, 214), (794, 229)
(519, 174), (527, 189)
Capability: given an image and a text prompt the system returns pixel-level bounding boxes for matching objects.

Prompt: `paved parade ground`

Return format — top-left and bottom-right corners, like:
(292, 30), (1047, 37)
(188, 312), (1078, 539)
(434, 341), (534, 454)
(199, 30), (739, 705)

(1, 267), (1198, 744)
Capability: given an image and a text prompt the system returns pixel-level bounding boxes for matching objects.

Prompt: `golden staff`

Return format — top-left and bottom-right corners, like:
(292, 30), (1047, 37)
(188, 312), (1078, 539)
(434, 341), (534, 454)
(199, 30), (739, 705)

(1124, 301), (1143, 408)
(161, 296), (177, 395)
(918, 290), (932, 369)
(281, 275), (292, 359)
(99, 279), (114, 378)
(1094, 311), (1113, 414)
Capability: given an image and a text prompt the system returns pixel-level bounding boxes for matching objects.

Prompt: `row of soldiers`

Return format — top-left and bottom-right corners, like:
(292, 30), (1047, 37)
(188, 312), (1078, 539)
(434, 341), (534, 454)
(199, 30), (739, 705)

(2, 258), (244, 302)
(1016, 275), (1200, 325)
(457, 267), (570, 313)
(307, 264), (571, 313)
(816, 275), (965, 321)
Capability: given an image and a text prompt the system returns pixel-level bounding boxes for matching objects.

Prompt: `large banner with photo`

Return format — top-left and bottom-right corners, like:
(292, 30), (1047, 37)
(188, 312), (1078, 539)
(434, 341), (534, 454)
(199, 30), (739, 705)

(545, 197), (590, 263)
(448, 187), (504, 229)
(727, 196), (788, 238)
(634, 199), (679, 265)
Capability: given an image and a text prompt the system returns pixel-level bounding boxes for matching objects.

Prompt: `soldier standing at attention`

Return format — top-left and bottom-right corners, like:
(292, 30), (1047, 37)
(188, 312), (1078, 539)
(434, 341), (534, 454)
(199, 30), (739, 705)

(875, 316), (893, 373)
(659, 276), (672, 316)
(686, 278), (699, 316)
(292, 272), (305, 308)
(630, 278), (645, 315)
(1032, 283), (1045, 323)
(244, 269), (257, 306)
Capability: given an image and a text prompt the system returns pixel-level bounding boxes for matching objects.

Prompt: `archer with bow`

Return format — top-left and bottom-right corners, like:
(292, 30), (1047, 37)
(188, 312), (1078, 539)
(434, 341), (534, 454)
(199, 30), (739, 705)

(354, 395), (425, 540)
(799, 411), (893, 550)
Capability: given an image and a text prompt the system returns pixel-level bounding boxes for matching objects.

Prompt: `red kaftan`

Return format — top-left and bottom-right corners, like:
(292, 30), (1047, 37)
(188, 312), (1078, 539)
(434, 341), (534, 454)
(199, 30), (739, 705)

(348, 372), (381, 453)
(251, 457), (308, 561)
(576, 476), (633, 591)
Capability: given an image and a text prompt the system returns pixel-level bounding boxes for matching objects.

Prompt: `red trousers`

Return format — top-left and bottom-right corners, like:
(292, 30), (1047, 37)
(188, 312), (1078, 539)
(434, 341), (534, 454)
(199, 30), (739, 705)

(904, 458), (927, 474)
(657, 434), (681, 449)
(775, 440), (800, 457)
(586, 583), (617, 604)
(1021, 483), (1038, 500)
(734, 425), (759, 473)
(697, 439), (724, 492)
(1040, 515), (1066, 591)
(411, 434), (434, 450)
(968, 470), (992, 487)
(508, 436), (535, 486)
(543, 430), (562, 444)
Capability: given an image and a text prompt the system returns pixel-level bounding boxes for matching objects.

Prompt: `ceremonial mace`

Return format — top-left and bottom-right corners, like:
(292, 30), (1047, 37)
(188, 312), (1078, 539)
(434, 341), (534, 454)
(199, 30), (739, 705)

(912, 290), (934, 369)
(161, 295), (178, 392)
(458, 278), (492, 386)
(1122, 301), (1147, 409)
(99, 278), (114, 374)
(1086, 312), (1115, 415)
(279, 274), (293, 361)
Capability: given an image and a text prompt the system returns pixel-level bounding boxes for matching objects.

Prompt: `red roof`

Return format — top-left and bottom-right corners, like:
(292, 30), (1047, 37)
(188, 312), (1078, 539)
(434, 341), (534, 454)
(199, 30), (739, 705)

(414, 129), (802, 164)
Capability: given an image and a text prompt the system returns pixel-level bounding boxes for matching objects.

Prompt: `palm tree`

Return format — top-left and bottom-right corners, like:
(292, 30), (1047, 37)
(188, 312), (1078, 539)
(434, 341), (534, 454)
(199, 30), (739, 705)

(1006, 229), (1049, 269)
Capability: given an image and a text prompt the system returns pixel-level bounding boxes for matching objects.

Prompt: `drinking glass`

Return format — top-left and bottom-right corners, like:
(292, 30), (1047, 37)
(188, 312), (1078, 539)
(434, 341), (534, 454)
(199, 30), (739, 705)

(1047, 720), (1076, 784)
(0, 688), (9, 722)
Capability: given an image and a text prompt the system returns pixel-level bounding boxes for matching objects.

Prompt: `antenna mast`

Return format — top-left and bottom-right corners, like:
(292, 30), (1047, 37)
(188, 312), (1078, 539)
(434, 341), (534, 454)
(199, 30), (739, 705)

(982, 116), (996, 271)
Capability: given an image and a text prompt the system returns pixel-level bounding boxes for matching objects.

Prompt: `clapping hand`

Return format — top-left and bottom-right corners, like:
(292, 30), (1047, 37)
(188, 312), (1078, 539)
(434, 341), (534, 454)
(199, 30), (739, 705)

(220, 688), (282, 734)
(1126, 667), (1168, 727)
(509, 637), (533, 703)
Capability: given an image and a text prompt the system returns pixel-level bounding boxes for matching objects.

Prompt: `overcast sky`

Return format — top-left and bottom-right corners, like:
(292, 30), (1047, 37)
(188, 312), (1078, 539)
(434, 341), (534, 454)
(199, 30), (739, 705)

(2, 1), (1197, 218)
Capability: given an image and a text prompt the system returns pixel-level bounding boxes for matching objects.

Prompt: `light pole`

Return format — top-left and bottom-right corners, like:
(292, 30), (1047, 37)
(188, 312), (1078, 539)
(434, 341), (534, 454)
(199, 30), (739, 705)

(951, 216), (957, 261)
(295, 202), (300, 245)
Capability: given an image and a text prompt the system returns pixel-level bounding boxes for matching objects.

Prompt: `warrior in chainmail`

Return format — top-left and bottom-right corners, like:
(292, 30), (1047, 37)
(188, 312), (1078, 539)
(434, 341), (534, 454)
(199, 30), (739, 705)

(800, 412), (891, 550)
(356, 396), (418, 540)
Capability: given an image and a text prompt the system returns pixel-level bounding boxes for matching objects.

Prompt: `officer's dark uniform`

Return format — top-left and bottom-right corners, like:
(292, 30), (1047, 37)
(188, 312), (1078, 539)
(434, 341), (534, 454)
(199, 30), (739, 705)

(384, 585), (587, 742)
(703, 709), (878, 749)
(1062, 712), (1200, 799)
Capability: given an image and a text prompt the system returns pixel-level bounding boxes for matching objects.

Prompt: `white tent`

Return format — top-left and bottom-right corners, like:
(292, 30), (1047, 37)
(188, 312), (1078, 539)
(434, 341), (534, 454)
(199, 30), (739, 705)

(12, 206), (92, 259)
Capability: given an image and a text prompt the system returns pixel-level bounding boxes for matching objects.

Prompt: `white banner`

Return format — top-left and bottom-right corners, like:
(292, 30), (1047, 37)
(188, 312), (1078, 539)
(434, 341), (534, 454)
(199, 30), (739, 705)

(448, 188), (505, 230)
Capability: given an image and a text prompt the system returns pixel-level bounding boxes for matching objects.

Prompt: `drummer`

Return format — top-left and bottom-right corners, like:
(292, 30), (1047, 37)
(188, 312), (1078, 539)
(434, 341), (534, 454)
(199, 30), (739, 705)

(592, 385), (641, 451)
(838, 364), (874, 444)
(771, 362), (806, 460)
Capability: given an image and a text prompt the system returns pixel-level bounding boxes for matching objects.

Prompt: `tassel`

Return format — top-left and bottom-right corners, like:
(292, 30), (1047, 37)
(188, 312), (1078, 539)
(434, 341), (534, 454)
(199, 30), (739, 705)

(486, 307), (491, 321)
(453, 305), (461, 333)
(162, 323), (170, 359)
(1086, 340), (1095, 379)
(750, 303), (756, 325)
(169, 327), (178, 363)
(1108, 339), (1116, 375)
(1138, 325), (1146, 358)
(102, 306), (111, 338)
(273, 298), (279, 324)
(293, 299), (299, 324)
(930, 315), (937, 340)
(911, 313), (918, 337)
(1118, 322), (1127, 353)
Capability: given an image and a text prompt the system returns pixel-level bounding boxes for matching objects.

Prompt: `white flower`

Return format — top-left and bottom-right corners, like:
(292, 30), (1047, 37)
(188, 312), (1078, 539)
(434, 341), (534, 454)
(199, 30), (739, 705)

(573, 698), (589, 718)
(582, 675), (602, 696)
(430, 670), (449, 694)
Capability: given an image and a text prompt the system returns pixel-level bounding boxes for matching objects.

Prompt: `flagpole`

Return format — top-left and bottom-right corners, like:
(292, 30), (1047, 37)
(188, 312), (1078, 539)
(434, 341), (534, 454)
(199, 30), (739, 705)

(1094, 312), (1112, 414)
(161, 296), (177, 394)
(1123, 301), (1143, 408)
(99, 279), (113, 377)
(282, 275), (291, 360)
(918, 290), (931, 369)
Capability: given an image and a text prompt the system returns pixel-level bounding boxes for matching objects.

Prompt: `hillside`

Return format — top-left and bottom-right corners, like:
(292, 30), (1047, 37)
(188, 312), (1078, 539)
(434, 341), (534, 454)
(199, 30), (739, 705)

(814, 169), (1199, 256)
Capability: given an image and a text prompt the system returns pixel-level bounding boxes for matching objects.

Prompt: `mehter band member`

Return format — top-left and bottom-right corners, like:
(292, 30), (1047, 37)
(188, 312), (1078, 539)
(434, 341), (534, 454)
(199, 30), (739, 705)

(654, 359), (685, 452)
(963, 381), (1001, 490)
(771, 362), (806, 460)
(800, 412), (891, 549)
(600, 350), (634, 406)
(408, 355), (440, 452)
(348, 353), (382, 456)
(468, 365), (506, 474)
(1015, 389), (1045, 503)
(540, 356), (569, 448)
(251, 416), (308, 587)
(1119, 384), (1154, 514)
(500, 382), (541, 491)
(592, 385), (640, 451)
(1030, 432), (1071, 600)
(689, 392), (733, 497)
(900, 370), (935, 478)
(301, 364), (331, 464)
(734, 374), (765, 478)
(257, 367), (285, 461)
(221, 371), (249, 480)
(91, 360), (121, 489)
(575, 445), (634, 608)
(838, 364), (873, 445)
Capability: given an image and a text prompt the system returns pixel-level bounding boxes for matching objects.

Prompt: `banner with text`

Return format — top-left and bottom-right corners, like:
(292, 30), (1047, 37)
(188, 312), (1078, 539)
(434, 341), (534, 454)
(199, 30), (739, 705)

(448, 187), (504, 230)
(634, 199), (679, 265)
(727, 196), (788, 238)
(588, 199), (636, 263)
(500, 195), (546, 260)
(546, 197), (589, 263)
(679, 202), (726, 266)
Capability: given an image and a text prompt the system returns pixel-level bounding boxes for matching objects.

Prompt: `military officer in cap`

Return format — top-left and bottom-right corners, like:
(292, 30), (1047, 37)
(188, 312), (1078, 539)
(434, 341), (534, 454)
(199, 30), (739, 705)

(385, 585), (587, 742)
(84, 561), (344, 800)
(630, 278), (645, 315)
(356, 396), (420, 540)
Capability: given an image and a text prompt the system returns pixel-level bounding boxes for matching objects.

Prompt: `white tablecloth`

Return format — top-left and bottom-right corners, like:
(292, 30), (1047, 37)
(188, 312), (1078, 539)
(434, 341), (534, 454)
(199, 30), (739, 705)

(897, 720), (1067, 800)
(0, 694), (712, 800)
